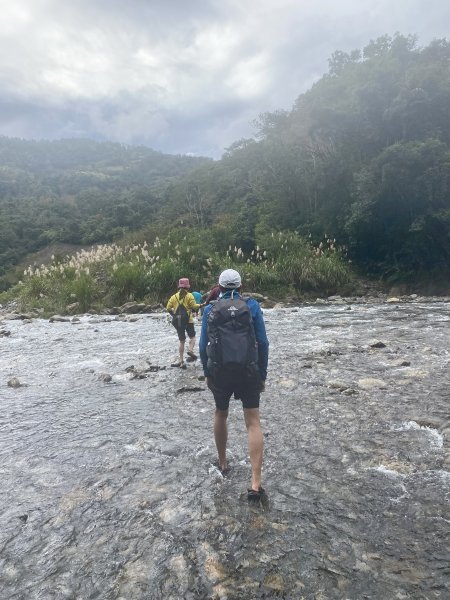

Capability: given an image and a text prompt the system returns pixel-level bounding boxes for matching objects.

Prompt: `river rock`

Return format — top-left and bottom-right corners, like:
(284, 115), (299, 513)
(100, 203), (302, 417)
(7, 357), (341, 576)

(386, 297), (400, 303)
(49, 315), (71, 323)
(370, 340), (386, 348)
(176, 385), (205, 393)
(342, 387), (358, 395)
(98, 373), (112, 383)
(120, 302), (147, 314)
(0, 329), (11, 336)
(390, 359), (411, 367)
(66, 302), (80, 314)
(402, 368), (427, 379)
(104, 307), (121, 315)
(7, 377), (22, 388)
(327, 380), (350, 391)
(410, 417), (444, 430)
(279, 378), (296, 389)
(126, 363), (166, 379)
(357, 378), (387, 389)
(3, 313), (25, 320)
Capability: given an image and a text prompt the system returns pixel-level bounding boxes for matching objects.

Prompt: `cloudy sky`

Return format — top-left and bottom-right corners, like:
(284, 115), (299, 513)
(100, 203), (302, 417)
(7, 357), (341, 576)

(0, 0), (449, 158)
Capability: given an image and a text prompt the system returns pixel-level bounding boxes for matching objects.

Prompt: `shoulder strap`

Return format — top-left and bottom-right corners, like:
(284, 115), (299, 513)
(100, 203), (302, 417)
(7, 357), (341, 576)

(177, 292), (185, 306)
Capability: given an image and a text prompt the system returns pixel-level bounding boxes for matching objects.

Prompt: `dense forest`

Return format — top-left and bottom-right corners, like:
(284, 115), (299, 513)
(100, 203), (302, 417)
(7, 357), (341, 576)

(1, 34), (449, 295)
(159, 34), (450, 286)
(0, 138), (210, 281)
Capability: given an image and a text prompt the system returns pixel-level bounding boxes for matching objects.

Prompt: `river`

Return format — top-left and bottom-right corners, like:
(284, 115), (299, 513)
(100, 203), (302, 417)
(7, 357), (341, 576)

(1, 301), (449, 599)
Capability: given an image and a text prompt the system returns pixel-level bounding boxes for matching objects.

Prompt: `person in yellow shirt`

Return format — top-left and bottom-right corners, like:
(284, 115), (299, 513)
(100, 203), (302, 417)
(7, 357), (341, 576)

(166, 278), (203, 368)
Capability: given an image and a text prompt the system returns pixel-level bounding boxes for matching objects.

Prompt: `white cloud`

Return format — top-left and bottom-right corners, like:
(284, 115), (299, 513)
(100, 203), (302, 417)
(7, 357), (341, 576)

(0, 0), (449, 157)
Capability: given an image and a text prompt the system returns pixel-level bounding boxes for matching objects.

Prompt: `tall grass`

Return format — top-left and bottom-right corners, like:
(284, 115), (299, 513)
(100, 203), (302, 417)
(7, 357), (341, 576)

(11, 228), (355, 314)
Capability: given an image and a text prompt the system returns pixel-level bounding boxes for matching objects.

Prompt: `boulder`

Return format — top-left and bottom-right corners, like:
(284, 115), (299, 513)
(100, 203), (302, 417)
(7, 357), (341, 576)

(49, 315), (71, 323)
(120, 302), (147, 314)
(66, 302), (80, 314)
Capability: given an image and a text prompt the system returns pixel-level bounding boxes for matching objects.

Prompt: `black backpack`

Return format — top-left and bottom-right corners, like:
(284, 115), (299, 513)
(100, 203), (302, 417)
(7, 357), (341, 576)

(206, 296), (258, 371)
(172, 296), (189, 330)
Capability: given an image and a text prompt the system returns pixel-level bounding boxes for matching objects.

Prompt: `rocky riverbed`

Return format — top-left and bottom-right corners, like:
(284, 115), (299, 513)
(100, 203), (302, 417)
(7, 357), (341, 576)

(1, 300), (449, 599)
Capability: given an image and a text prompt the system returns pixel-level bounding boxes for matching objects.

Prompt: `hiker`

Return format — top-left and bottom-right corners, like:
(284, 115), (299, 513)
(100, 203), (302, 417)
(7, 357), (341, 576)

(199, 268), (269, 504)
(204, 284), (221, 305)
(166, 278), (203, 368)
(192, 290), (203, 318)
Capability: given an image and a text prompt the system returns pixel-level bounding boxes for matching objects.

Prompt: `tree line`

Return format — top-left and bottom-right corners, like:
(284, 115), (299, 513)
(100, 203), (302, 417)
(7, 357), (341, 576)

(1, 34), (449, 292)
(160, 34), (450, 287)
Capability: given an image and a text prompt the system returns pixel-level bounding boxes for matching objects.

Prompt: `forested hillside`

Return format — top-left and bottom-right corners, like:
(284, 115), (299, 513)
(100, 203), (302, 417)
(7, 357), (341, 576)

(161, 34), (450, 285)
(1, 34), (449, 295)
(0, 138), (210, 280)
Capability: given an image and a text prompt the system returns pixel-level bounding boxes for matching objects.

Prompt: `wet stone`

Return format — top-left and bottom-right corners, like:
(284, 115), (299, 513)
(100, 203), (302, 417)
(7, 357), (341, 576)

(357, 377), (388, 389)
(370, 340), (387, 348)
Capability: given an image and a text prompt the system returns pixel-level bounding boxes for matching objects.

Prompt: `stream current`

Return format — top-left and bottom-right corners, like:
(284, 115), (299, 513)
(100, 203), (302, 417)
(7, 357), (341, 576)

(0, 301), (449, 599)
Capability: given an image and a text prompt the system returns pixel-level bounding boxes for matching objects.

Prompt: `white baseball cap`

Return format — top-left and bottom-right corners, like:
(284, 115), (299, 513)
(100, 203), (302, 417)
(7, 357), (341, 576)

(218, 268), (242, 289)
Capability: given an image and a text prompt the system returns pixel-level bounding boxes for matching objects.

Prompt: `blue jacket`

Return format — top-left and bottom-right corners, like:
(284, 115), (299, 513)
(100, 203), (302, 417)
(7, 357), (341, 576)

(199, 291), (269, 380)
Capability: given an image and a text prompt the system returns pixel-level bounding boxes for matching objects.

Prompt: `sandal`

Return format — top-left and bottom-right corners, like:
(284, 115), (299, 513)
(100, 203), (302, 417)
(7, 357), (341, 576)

(187, 350), (198, 360)
(247, 487), (267, 505)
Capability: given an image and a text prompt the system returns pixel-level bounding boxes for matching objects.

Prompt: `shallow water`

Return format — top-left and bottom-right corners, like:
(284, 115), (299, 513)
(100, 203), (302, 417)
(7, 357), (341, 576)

(1, 302), (449, 599)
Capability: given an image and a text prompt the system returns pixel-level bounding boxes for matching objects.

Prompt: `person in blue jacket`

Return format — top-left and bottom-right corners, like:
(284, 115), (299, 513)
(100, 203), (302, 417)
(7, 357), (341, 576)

(200, 269), (269, 503)
(192, 291), (203, 305)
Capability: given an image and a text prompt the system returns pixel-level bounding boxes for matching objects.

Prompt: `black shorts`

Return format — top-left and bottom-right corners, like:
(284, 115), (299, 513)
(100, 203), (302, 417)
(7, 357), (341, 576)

(176, 323), (195, 342)
(207, 366), (262, 411)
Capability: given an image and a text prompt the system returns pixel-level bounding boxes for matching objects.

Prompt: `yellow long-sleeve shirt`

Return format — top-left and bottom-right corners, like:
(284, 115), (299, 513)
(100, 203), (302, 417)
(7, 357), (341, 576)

(166, 292), (200, 324)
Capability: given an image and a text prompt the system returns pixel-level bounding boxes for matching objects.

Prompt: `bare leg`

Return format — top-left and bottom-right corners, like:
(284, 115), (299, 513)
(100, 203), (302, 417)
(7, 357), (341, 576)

(243, 408), (264, 491)
(188, 336), (196, 353)
(179, 340), (185, 363)
(214, 408), (228, 470)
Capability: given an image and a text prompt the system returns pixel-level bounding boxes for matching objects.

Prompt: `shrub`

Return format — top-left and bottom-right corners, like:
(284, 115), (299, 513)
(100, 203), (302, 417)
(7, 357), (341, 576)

(69, 273), (95, 312)
(107, 262), (150, 305)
